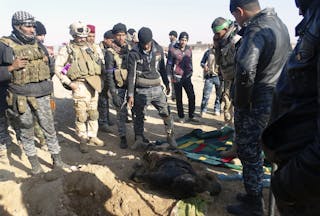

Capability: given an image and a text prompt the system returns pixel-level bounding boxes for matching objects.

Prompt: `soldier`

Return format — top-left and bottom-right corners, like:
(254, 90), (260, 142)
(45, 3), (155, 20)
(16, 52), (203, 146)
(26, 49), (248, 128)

(127, 27), (177, 149)
(226, 0), (291, 215)
(199, 37), (221, 117)
(33, 21), (55, 147)
(126, 28), (139, 47)
(55, 21), (104, 153)
(262, 0), (320, 214)
(211, 17), (241, 158)
(97, 30), (114, 133)
(0, 11), (70, 174)
(105, 23), (131, 149)
(167, 32), (198, 123)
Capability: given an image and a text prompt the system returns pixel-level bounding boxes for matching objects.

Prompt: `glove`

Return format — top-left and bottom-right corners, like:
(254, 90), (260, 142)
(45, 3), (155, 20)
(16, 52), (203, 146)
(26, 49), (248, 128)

(112, 93), (123, 108)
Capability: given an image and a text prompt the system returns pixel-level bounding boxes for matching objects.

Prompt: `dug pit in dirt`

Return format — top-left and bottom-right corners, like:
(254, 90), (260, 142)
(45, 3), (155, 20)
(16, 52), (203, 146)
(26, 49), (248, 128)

(130, 150), (222, 199)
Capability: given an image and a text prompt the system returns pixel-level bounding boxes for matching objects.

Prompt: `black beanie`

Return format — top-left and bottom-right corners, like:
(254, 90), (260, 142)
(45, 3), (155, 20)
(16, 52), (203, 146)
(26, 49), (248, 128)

(138, 27), (153, 45)
(178, 32), (189, 41)
(295, 0), (314, 14)
(104, 30), (113, 39)
(112, 23), (127, 34)
(127, 28), (136, 35)
(229, 0), (259, 13)
(35, 21), (46, 35)
(169, 30), (178, 38)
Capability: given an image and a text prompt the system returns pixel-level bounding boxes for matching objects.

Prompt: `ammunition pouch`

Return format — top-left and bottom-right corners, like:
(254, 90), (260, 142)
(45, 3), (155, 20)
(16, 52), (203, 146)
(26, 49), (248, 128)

(114, 68), (128, 88)
(0, 45), (14, 65)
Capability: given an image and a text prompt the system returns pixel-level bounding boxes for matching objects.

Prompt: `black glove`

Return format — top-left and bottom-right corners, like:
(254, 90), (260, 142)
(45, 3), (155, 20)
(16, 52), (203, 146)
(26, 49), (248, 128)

(112, 93), (123, 108)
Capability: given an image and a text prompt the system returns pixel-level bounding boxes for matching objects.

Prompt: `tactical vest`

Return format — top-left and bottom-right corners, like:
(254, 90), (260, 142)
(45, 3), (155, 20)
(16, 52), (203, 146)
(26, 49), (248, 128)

(0, 37), (50, 85)
(108, 46), (130, 88)
(66, 42), (101, 81)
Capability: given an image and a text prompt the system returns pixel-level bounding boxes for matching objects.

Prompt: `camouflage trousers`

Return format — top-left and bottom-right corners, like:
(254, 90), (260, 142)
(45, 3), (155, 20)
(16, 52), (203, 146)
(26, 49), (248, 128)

(72, 81), (99, 139)
(234, 104), (271, 196)
(133, 86), (173, 136)
(15, 95), (60, 157)
(98, 82), (111, 125)
(221, 80), (233, 122)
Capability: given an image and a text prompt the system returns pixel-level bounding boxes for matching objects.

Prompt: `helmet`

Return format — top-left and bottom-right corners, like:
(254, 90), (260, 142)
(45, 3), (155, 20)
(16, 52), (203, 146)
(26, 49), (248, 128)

(11, 11), (35, 27)
(69, 21), (90, 38)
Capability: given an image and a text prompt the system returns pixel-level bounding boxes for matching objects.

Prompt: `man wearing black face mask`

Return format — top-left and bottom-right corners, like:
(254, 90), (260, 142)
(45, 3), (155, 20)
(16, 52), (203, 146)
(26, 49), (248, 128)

(0, 11), (71, 173)
(262, 0), (320, 215)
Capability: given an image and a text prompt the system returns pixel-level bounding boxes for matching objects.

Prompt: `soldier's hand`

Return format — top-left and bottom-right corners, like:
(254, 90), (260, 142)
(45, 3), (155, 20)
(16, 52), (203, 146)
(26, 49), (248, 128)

(128, 96), (134, 109)
(69, 82), (79, 91)
(8, 57), (28, 71)
(165, 85), (171, 95)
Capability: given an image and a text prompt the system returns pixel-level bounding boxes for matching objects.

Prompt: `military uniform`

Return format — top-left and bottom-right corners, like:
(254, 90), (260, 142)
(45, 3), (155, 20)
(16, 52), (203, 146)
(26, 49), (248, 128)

(105, 23), (131, 148)
(214, 21), (240, 122)
(0, 11), (70, 174)
(55, 24), (103, 152)
(98, 41), (113, 131)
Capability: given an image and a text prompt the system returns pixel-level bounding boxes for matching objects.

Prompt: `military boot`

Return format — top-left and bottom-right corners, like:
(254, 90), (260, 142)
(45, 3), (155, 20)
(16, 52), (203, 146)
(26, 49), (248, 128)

(51, 153), (71, 169)
(167, 133), (177, 148)
(99, 123), (112, 133)
(28, 155), (44, 175)
(89, 137), (105, 146)
(227, 194), (264, 216)
(79, 137), (89, 153)
(119, 136), (128, 149)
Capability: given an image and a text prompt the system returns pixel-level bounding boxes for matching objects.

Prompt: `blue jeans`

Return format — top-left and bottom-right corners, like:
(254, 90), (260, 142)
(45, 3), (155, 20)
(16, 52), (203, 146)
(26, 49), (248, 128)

(200, 75), (221, 113)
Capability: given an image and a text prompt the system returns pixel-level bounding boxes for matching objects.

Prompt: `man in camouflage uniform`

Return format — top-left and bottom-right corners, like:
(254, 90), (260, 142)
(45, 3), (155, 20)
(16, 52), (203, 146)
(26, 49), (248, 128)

(127, 27), (177, 149)
(97, 30), (114, 132)
(211, 17), (241, 157)
(105, 23), (131, 149)
(227, 0), (291, 215)
(0, 11), (70, 174)
(55, 21), (104, 153)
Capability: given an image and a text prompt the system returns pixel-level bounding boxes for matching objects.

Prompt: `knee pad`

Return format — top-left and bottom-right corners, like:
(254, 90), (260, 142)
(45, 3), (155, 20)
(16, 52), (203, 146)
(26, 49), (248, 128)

(76, 110), (88, 123)
(88, 110), (99, 121)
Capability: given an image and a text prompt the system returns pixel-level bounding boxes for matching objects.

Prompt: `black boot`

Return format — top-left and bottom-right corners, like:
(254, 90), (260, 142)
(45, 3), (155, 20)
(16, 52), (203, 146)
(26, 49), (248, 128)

(28, 156), (44, 175)
(227, 194), (264, 216)
(119, 136), (128, 149)
(51, 154), (71, 169)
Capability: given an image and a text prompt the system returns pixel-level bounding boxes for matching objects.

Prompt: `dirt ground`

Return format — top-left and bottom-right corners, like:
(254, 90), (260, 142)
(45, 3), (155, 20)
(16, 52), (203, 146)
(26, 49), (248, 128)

(0, 50), (276, 216)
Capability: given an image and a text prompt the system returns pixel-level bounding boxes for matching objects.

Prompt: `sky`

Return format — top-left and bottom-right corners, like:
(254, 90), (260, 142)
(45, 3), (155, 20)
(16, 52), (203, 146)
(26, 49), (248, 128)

(1, 0), (302, 47)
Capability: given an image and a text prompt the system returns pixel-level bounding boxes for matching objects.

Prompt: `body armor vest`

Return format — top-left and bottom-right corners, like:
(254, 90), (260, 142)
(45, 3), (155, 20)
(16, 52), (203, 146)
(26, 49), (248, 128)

(108, 46), (129, 88)
(66, 42), (101, 81)
(0, 37), (50, 85)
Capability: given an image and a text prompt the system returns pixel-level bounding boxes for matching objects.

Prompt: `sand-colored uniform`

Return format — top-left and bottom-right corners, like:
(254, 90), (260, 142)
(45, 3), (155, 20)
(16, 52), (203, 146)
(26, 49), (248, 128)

(55, 41), (102, 141)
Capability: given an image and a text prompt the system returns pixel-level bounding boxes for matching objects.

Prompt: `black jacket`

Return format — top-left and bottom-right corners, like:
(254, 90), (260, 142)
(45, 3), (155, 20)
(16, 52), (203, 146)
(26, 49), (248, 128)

(127, 40), (169, 97)
(233, 8), (291, 108)
(262, 2), (320, 203)
(104, 42), (130, 93)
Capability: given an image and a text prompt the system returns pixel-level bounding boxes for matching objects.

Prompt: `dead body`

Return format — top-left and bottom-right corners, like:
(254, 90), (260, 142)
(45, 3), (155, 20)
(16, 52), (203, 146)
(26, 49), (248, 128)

(131, 151), (222, 199)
